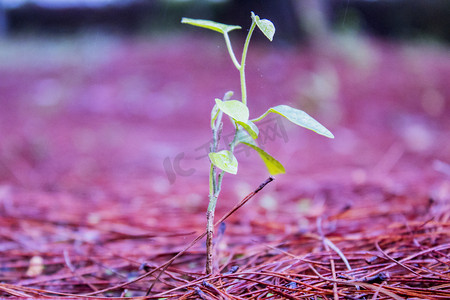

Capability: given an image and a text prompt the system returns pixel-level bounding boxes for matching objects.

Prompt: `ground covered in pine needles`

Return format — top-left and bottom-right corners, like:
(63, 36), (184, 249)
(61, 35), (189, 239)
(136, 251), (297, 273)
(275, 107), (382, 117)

(0, 33), (449, 299)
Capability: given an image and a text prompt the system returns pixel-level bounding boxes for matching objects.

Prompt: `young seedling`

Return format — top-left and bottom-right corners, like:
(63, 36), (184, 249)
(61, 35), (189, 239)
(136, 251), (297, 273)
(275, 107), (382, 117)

(182, 12), (334, 275)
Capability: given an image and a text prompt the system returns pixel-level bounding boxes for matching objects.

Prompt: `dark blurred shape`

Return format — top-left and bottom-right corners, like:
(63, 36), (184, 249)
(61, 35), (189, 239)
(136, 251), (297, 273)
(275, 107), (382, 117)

(1, 0), (449, 44)
(0, 5), (7, 36)
(331, 0), (450, 42)
(3, 0), (154, 34)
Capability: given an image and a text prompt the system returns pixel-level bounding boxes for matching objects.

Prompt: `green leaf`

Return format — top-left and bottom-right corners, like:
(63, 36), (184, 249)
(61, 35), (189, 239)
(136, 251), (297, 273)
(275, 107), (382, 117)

(215, 98), (249, 123)
(252, 105), (334, 138)
(209, 150), (238, 175)
(181, 18), (241, 34)
(237, 120), (259, 139)
(251, 12), (275, 41)
(241, 142), (285, 175)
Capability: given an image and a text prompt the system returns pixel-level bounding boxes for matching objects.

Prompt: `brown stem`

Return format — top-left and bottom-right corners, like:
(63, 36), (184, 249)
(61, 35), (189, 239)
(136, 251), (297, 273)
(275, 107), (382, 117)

(205, 210), (214, 275)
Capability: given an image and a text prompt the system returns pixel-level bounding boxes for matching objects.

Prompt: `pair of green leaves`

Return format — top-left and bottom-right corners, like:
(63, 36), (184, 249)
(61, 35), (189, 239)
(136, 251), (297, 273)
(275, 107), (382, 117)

(181, 11), (275, 42)
(209, 98), (334, 176)
(211, 97), (335, 140)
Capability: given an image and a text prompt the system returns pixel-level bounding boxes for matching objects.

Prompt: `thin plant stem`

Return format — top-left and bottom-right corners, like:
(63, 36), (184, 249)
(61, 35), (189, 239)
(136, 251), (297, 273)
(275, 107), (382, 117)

(205, 206), (215, 274)
(223, 32), (241, 70)
(229, 126), (240, 152)
(208, 164), (215, 197)
(206, 104), (224, 274)
(205, 19), (257, 274)
(239, 20), (257, 105)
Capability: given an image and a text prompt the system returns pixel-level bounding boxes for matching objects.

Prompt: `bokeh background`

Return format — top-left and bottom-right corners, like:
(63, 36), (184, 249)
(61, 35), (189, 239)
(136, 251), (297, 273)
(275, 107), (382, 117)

(1, 0), (448, 194)
(0, 0), (450, 296)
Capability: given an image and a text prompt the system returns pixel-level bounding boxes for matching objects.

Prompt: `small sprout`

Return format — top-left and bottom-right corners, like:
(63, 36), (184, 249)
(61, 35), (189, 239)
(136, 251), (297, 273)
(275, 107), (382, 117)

(182, 11), (333, 275)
